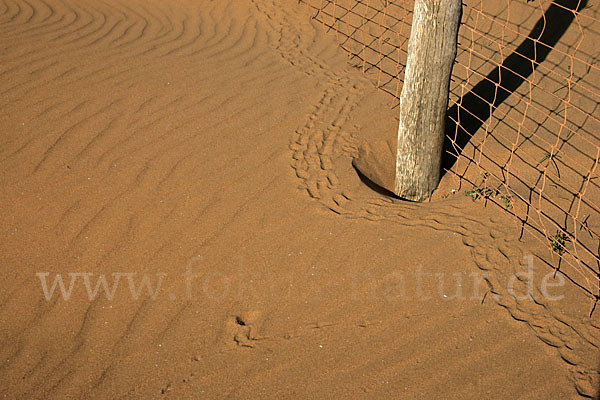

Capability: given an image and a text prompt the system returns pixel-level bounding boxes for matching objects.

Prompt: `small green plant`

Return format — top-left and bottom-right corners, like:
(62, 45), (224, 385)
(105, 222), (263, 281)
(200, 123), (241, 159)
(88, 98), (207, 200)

(465, 175), (513, 209)
(465, 186), (496, 200)
(497, 193), (513, 210)
(550, 231), (570, 256)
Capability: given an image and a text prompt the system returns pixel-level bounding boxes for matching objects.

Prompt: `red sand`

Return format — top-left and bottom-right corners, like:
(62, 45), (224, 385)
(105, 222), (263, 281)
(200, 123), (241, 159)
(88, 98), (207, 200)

(0, 0), (598, 398)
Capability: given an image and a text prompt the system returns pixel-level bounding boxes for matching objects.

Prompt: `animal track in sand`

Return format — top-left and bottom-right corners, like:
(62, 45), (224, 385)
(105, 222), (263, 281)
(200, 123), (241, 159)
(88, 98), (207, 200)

(1, 0), (598, 397)
(222, 311), (266, 349)
(252, 2), (600, 395)
(289, 86), (600, 397)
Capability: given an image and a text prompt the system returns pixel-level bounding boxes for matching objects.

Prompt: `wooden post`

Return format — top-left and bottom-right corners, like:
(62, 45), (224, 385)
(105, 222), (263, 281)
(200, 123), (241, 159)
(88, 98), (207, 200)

(394, 0), (462, 201)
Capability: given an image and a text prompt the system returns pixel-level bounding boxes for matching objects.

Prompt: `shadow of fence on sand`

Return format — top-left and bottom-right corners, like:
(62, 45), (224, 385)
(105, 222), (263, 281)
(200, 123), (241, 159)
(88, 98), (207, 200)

(300, 0), (600, 312)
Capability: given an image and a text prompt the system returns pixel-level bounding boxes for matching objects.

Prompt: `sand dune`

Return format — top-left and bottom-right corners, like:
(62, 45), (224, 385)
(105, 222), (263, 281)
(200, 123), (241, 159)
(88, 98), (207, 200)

(0, 0), (598, 398)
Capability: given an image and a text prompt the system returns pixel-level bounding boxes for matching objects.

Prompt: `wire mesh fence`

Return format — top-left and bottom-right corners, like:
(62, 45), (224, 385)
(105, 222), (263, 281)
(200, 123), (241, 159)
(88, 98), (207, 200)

(299, 0), (600, 312)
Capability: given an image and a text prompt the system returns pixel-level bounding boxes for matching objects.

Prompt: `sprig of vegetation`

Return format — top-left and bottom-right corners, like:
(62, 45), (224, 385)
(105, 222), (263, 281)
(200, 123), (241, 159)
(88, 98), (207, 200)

(465, 186), (497, 201)
(465, 174), (513, 209)
(497, 193), (512, 210)
(550, 231), (570, 256)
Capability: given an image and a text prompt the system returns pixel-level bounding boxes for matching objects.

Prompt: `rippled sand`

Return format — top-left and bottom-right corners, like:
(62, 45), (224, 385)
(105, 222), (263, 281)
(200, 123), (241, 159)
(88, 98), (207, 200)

(0, 0), (598, 398)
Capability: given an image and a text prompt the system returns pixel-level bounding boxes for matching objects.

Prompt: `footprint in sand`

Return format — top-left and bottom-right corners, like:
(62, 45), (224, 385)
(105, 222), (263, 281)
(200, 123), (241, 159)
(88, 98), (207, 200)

(222, 311), (266, 348)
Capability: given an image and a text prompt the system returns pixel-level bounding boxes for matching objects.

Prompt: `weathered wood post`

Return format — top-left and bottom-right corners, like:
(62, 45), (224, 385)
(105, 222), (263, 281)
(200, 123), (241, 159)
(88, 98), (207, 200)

(394, 0), (462, 201)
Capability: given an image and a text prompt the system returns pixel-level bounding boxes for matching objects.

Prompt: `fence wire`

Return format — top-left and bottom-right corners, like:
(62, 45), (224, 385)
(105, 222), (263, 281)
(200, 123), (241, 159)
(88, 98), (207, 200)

(300, 0), (600, 312)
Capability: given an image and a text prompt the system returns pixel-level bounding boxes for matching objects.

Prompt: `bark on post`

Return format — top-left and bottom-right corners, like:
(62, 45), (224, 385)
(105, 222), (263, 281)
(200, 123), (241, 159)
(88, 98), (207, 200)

(394, 0), (462, 201)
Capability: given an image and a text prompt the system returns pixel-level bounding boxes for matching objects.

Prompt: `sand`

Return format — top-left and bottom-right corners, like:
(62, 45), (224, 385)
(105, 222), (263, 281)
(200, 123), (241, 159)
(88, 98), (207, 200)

(0, 0), (598, 398)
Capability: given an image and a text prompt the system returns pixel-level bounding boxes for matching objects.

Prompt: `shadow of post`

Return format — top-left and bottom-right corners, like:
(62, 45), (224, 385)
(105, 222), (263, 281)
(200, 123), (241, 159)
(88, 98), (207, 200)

(442, 0), (588, 172)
